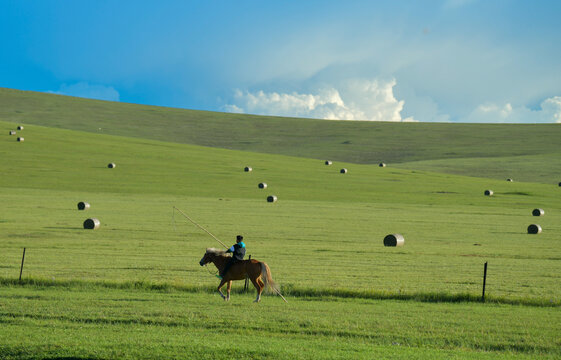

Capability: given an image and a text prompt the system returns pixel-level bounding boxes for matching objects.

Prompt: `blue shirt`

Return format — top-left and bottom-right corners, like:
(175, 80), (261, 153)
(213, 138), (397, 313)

(227, 242), (246, 261)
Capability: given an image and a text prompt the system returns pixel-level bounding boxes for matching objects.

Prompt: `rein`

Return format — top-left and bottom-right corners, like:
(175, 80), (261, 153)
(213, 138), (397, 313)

(204, 263), (218, 276)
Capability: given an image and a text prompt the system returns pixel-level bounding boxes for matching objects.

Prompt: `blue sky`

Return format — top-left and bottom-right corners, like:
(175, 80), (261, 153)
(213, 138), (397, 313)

(1, 0), (560, 123)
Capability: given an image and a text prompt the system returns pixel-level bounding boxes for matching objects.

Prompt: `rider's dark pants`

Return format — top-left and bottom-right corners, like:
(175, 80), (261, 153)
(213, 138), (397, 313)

(221, 258), (239, 277)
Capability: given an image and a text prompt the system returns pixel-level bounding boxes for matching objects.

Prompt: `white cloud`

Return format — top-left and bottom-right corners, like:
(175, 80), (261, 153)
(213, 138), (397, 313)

(463, 96), (561, 123)
(223, 79), (415, 122)
(541, 97), (561, 123)
(49, 82), (120, 102)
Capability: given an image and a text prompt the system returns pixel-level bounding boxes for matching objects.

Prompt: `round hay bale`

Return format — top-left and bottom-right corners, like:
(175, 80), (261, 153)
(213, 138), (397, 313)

(484, 190), (493, 196)
(527, 224), (542, 234)
(558, 182), (561, 187)
(532, 208), (544, 216)
(379, 163), (386, 168)
(244, 166), (252, 172)
(17, 137), (24, 142)
(9, 131), (16, 135)
(325, 160), (332, 165)
(267, 195), (277, 203)
(258, 182), (267, 189)
(507, 178), (513, 182)
(83, 218), (100, 230)
(340, 168), (347, 174)
(17, 126), (24, 130)
(77, 202), (90, 210)
(384, 234), (405, 247)
(107, 163), (116, 169)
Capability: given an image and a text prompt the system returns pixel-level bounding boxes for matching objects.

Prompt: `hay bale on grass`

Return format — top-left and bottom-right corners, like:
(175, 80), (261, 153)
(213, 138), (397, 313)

(527, 224), (541, 234)
(484, 190), (493, 196)
(532, 208), (544, 216)
(17, 126), (24, 130)
(83, 218), (100, 230)
(507, 178), (513, 182)
(107, 163), (116, 169)
(258, 183), (267, 189)
(77, 202), (90, 210)
(325, 160), (332, 165)
(384, 234), (405, 247)
(244, 166), (252, 172)
(267, 195), (277, 203)
(379, 163), (386, 167)
(17, 137), (24, 142)
(9, 131), (16, 135)
(340, 168), (348, 174)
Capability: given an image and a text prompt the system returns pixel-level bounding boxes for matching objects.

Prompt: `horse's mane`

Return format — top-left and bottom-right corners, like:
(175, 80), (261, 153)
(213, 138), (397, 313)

(206, 248), (228, 257)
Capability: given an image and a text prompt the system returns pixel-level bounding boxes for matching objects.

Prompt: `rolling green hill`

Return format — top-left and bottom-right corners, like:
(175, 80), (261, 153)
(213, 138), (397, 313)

(1, 87), (560, 183)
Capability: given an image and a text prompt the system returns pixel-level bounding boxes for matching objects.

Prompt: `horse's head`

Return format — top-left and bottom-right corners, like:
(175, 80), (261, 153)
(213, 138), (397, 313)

(199, 251), (211, 266)
(199, 248), (225, 266)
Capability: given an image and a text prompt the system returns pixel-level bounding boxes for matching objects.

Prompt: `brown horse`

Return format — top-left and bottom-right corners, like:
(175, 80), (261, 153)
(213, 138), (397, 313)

(199, 248), (283, 302)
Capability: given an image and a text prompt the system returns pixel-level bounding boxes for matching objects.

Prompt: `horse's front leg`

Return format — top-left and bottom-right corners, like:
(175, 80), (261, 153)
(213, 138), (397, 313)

(226, 281), (232, 301)
(217, 279), (227, 300)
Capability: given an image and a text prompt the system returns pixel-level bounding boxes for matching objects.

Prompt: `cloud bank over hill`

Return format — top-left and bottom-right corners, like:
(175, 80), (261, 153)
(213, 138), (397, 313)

(463, 96), (561, 123)
(224, 79), (415, 122)
(225, 78), (561, 123)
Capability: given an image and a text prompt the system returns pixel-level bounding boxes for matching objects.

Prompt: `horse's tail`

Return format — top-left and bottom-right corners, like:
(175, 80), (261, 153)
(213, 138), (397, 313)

(260, 262), (288, 303)
(260, 262), (277, 293)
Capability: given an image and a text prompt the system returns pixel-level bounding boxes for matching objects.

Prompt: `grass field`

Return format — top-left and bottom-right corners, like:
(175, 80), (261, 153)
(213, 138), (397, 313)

(1, 91), (561, 359)
(1, 284), (560, 360)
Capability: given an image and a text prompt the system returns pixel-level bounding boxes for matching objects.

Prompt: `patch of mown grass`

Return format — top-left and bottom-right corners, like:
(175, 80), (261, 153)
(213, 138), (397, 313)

(2, 277), (559, 308)
(283, 286), (561, 307)
(0, 276), (213, 294)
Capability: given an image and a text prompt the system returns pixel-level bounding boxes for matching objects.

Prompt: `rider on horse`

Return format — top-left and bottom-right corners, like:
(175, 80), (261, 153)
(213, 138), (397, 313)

(217, 235), (245, 279)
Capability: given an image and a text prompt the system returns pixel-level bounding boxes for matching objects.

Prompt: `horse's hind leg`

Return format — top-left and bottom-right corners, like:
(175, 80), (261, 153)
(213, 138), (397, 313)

(251, 277), (264, 303)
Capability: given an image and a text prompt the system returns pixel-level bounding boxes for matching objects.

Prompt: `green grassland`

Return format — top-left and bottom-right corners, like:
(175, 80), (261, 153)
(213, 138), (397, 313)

(1, 88), (561, 183)
(394, 153), (561, 184)
(1, 91), (561, 359)
(1, 121), (560, 298)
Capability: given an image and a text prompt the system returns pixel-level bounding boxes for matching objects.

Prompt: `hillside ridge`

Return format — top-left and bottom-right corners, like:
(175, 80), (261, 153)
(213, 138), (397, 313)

(2, 87), (560, 183)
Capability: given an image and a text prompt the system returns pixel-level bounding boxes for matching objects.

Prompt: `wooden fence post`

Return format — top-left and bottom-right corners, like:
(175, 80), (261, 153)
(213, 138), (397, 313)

(481, 261), (488, 302)
(19, 248), (26, 282)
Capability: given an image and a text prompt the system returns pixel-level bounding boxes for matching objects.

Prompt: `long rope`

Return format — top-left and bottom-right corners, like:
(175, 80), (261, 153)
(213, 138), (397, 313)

(173, 206), (228, 249)
(273, 288), (288, 303)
